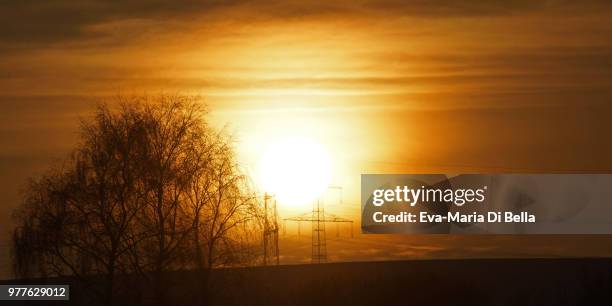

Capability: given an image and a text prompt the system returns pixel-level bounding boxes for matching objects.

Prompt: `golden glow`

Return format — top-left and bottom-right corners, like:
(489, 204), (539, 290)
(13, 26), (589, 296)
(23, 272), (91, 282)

(257, 136), (332, 207)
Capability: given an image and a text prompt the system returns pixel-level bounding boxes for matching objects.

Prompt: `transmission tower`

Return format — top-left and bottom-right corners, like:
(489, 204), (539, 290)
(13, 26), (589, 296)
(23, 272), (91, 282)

(311, 199), (326, 263)
(283, 186), (354, 264)
(262, 193), (279, 265)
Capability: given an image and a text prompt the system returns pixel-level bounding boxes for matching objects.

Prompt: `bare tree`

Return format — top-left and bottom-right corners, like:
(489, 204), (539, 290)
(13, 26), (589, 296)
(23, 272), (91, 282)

(12, 95), (262, 306)
(12, 102), (151, 304)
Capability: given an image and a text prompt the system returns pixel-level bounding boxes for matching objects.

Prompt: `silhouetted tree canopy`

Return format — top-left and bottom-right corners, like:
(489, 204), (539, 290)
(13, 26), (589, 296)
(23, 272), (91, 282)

(12, 95), (261, 305)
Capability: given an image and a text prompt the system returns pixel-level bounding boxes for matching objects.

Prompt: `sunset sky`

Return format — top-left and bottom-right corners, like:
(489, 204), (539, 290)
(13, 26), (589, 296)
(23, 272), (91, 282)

(2, 0), (612, 279)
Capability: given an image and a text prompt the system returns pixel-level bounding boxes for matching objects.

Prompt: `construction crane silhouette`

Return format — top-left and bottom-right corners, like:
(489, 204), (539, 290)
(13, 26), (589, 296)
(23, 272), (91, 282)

(283, 186), (354, 264)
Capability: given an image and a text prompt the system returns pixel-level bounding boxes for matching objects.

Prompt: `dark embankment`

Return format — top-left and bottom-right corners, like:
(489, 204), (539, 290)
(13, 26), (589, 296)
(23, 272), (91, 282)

(2, 258), (611, 305)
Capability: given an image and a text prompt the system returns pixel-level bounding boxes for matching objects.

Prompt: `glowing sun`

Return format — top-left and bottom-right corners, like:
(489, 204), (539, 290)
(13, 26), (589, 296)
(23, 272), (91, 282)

(258, 136), (332, 207)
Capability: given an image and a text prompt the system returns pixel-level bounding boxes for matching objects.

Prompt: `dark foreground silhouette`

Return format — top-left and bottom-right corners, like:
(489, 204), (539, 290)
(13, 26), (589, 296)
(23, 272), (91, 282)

(2, 258), (611, 306)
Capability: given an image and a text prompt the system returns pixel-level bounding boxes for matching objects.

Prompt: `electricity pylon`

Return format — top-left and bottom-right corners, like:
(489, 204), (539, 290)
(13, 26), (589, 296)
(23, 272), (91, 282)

(283, 187), (353, 264)
(311, 199), (326, 263)
(262, 193), (279, 265)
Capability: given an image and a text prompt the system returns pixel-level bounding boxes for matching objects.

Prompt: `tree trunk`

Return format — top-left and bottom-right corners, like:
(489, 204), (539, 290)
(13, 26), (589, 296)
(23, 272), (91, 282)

(104, 264), (115, 306)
